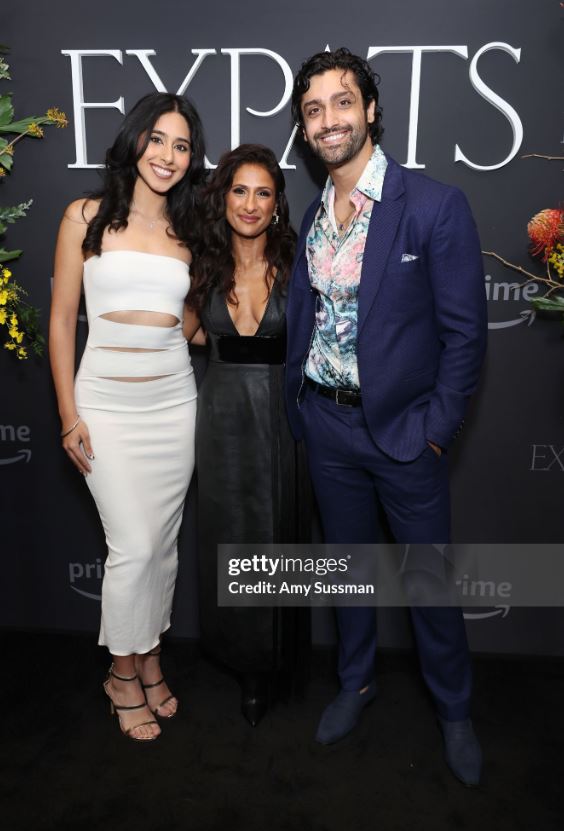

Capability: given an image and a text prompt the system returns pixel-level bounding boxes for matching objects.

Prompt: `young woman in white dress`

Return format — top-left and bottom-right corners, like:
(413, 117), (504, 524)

(49, 93), (205, 741)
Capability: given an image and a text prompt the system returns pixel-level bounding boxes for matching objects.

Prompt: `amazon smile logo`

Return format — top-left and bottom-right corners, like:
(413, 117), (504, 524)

(463, 606), (510, 620)
(457, 573), (512, 621)
(486, 272), (539, 331)
(0, 424), (31, 465)
(69, 559), (103, 601)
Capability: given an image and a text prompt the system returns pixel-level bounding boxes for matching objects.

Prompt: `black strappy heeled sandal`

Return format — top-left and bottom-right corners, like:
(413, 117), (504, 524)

(103, 665), (160, 741)
(140, 648), (178, 719)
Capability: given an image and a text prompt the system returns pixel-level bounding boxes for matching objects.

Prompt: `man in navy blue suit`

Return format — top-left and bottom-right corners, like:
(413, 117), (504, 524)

(286, 48), (487, 785)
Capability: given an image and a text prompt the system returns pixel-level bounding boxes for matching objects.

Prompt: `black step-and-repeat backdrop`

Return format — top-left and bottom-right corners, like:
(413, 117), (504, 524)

(2, 0), (563, 655)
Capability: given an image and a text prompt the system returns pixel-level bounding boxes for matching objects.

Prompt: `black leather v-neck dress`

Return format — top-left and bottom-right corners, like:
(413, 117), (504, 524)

(195, 281), (310, 675)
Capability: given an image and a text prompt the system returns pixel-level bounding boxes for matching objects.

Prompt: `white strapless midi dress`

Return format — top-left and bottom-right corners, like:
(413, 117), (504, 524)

(75, 251), (197, 655)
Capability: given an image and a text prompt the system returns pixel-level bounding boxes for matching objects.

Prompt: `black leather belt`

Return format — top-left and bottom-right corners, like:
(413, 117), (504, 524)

(306, 377), (362, 407)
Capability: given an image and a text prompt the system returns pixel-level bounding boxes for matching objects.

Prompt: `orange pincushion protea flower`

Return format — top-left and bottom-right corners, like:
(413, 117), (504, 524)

(527, 209), (564, 260)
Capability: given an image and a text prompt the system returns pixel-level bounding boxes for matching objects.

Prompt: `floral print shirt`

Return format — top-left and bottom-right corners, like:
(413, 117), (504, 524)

(305, 144), (388, 389)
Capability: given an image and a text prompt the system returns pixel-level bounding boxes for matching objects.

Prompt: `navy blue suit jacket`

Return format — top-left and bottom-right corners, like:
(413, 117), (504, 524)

(285, 154), (487, 462)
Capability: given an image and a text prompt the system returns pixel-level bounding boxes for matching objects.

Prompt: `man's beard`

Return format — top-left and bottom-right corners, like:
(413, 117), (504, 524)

(310, 121), (369, 167)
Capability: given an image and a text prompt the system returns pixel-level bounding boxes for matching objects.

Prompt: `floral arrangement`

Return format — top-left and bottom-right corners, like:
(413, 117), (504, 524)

(0, 47), (67, 358)
(484, 201), (564, 318)
(528, 209), (564, 278)
(0, 262), (44, 358)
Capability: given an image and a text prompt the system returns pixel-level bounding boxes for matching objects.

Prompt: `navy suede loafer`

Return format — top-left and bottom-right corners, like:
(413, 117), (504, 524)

(315, 680), (378, 745)
(438, 717), (482, 787)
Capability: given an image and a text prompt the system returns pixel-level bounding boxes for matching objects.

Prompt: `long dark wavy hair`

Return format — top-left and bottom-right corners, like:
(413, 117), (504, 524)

(291, 47), (384, 145)
(189, 144), (296, 313)
(82, 92), (206, 255)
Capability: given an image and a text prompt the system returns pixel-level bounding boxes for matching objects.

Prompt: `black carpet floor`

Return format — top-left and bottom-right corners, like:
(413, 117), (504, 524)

(1, 631), (563, 831)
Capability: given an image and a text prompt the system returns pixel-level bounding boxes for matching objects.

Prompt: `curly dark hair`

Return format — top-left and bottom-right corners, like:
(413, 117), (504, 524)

(291, 47), (383, 145)
(82, 92), (206, 255)
(188, 144), (296, 313)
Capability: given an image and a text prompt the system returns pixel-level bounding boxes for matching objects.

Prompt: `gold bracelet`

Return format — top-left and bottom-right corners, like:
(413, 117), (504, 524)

(61, 416), (80, 438)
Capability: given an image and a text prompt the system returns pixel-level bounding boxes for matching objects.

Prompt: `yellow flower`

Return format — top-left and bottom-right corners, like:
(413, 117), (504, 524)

(46, 107), (68, 128)
(0, 290), (7, 305)
(10, 313), (18, 326)
(548, 243), (564, 279)
(15, 331), (24, 343)
(0, 310), (6, 324)
(8, 327), (19, 338)
(2, 269), (12, 280)
(4, 145), (13, 156)
(0, 168), (6, 177)
(17, 347), (27, 359)
(28, 122), (44, 138)
(4, 341), (16, 350)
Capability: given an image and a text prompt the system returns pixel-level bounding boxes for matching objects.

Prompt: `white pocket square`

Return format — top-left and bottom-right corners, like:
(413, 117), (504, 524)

(401, 253), (419, 263)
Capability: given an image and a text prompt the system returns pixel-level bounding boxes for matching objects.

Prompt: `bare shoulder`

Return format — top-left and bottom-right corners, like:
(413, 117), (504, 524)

(165, 229), (192, 265)
(63, 197), (101, 225)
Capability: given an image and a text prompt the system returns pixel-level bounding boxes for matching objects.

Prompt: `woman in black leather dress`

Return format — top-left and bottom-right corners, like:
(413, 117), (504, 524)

(187, 144), (310, 725)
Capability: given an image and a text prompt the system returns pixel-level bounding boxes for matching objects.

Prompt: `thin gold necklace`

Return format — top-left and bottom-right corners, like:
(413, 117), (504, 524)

(335, 206), (356, 234)
(130, 206), (167, 231)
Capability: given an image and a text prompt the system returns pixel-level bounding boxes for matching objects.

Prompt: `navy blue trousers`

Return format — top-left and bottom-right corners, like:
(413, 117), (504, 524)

(300, 388), (472, 721)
